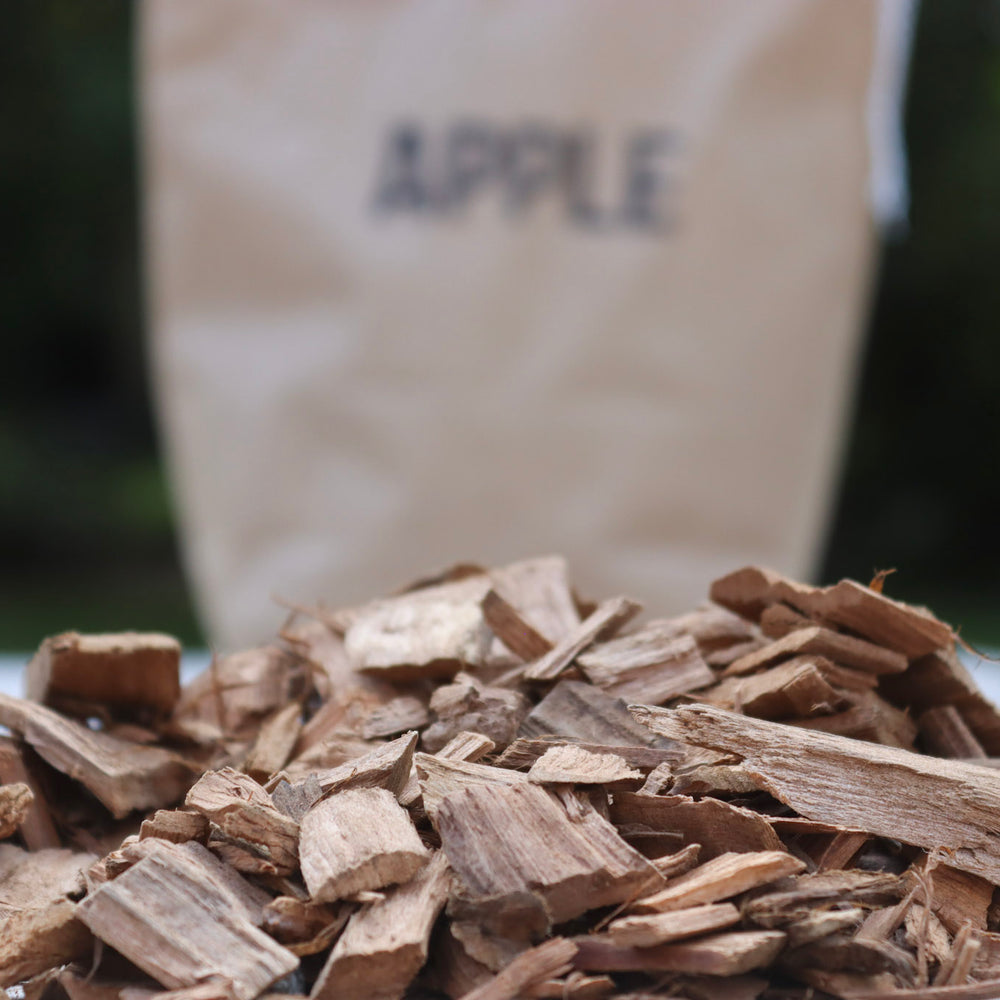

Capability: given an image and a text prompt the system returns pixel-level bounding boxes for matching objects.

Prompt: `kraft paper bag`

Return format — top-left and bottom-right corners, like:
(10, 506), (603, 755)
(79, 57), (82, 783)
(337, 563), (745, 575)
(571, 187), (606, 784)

(142, 0), (905, 648)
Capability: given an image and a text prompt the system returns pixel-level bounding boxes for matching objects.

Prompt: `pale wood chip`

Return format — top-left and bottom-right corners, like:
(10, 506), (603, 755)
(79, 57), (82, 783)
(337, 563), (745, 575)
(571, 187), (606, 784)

(631, 850), (804, 913)
(527, 745), (642, 787)
(299, 787), (428, 903)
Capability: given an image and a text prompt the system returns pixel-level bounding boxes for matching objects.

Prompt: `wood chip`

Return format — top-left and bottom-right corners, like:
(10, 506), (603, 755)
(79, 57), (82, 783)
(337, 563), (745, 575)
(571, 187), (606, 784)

(458, 938), (578, 1000)
(0, 899), (93, 989)
(608, 902), (741, 946)
(610, 792), (784, 859)
(577, 626), (713, 705)
(0, 781), (33, 839)
(0, 737), (61, 849)
(631, 850), (804, 913)
(76, 843), (296, 1000)
(918, 705), (987, 760)
(0, 693), (193, 819)
(631, 704), (1000, 883)
(527, 746), (642, 788)
(433, 782), (657, 924)
(243, 702), (303, 782)
(299, 787), (429, 902)
(185, 767), (299, 875)
(311, 851), (451, 1000)
(723, 626), (907, 677)
(572, 931), (787, 976)
(481, 589), (554, 662)
(524, 597), (643, 682)
(519, 680), (672, 749)
(26, 631), (181, 718)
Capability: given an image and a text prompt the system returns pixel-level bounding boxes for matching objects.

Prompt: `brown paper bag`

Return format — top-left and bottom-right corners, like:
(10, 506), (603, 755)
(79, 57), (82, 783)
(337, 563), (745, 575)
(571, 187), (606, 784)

(142, 1), (902, 648)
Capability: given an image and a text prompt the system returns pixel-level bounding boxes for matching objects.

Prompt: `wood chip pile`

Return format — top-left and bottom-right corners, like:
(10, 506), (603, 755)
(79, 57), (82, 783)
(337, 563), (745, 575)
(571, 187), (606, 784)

(4, 556), (1000, 1000)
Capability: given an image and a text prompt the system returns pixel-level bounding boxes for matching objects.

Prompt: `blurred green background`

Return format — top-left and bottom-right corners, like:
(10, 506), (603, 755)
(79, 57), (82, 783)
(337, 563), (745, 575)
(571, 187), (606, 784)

(1, 2), (999, 650)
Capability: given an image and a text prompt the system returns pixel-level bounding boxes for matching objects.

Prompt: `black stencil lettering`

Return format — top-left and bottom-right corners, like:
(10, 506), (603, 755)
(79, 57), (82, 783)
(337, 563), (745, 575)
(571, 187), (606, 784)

(442, 121), (495, 213)
(500, 122), (561, 215)
(622, 129), (675, 230)
(371, 123), (429, 213)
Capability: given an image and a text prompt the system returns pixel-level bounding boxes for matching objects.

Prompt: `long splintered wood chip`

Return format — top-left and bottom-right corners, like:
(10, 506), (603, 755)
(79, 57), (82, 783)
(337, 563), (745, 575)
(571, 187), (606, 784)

(577, 627), (714, 705)
(0, 898), (93, 989)
(527, 745), (642, 787)
(631, 851), (804, 913)
(311, 851), (451, 1000)
(299, 787), (429, 903)
(572, 931), (787, 976)
(524, 597), (642, 682)
(608, 902), (741, 947)
(631, 703), (1000, 883)
(0, 694), (193, 819)
(610, 792), (784, 859)
(26, 631), (181, 716)
(434, 782), (657, 925)
(723, 626), (906, 677)
(0, 781), (33, 838)
(76, 844), (297, 1000)
(457, 937), (578, 1000)
(813, 579), (954, 659)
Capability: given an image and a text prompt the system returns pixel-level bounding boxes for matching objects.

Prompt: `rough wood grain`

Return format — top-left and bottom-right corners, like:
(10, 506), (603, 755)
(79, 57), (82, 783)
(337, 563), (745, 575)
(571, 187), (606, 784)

(577, 627), (713, 705)
(77, 843), (296, 1000)
(433, 782), (657, 925)
(527, 745), (642, 788)
(610, 792), (784, 859)
(311, 852), (450, 1000)
(399, 731), (497, 808)
(299, 787), (428, 902)
(524, 597), (643, 682)
(185, 767), (299, 875)
(723, 626), (907, 677)
(496, 738), (675, 773)
(0, 899), (93, 989)
(520, 680), (672, 750)
(705, 657), (844, 720)
(361, 695), (430, 740)
(458, 938), (578, 1000)
(0, 693), (193, 819)
(631, 851), (804, 913)
(631, 704), (1000, 883)
(812, 580), (954, 659)
(608, 902), (741, 946)
(572, 931), (787, 976)
(26, 631), (181, 717)
(423, 674), (529, 753)
(307, 730), (417, 797)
